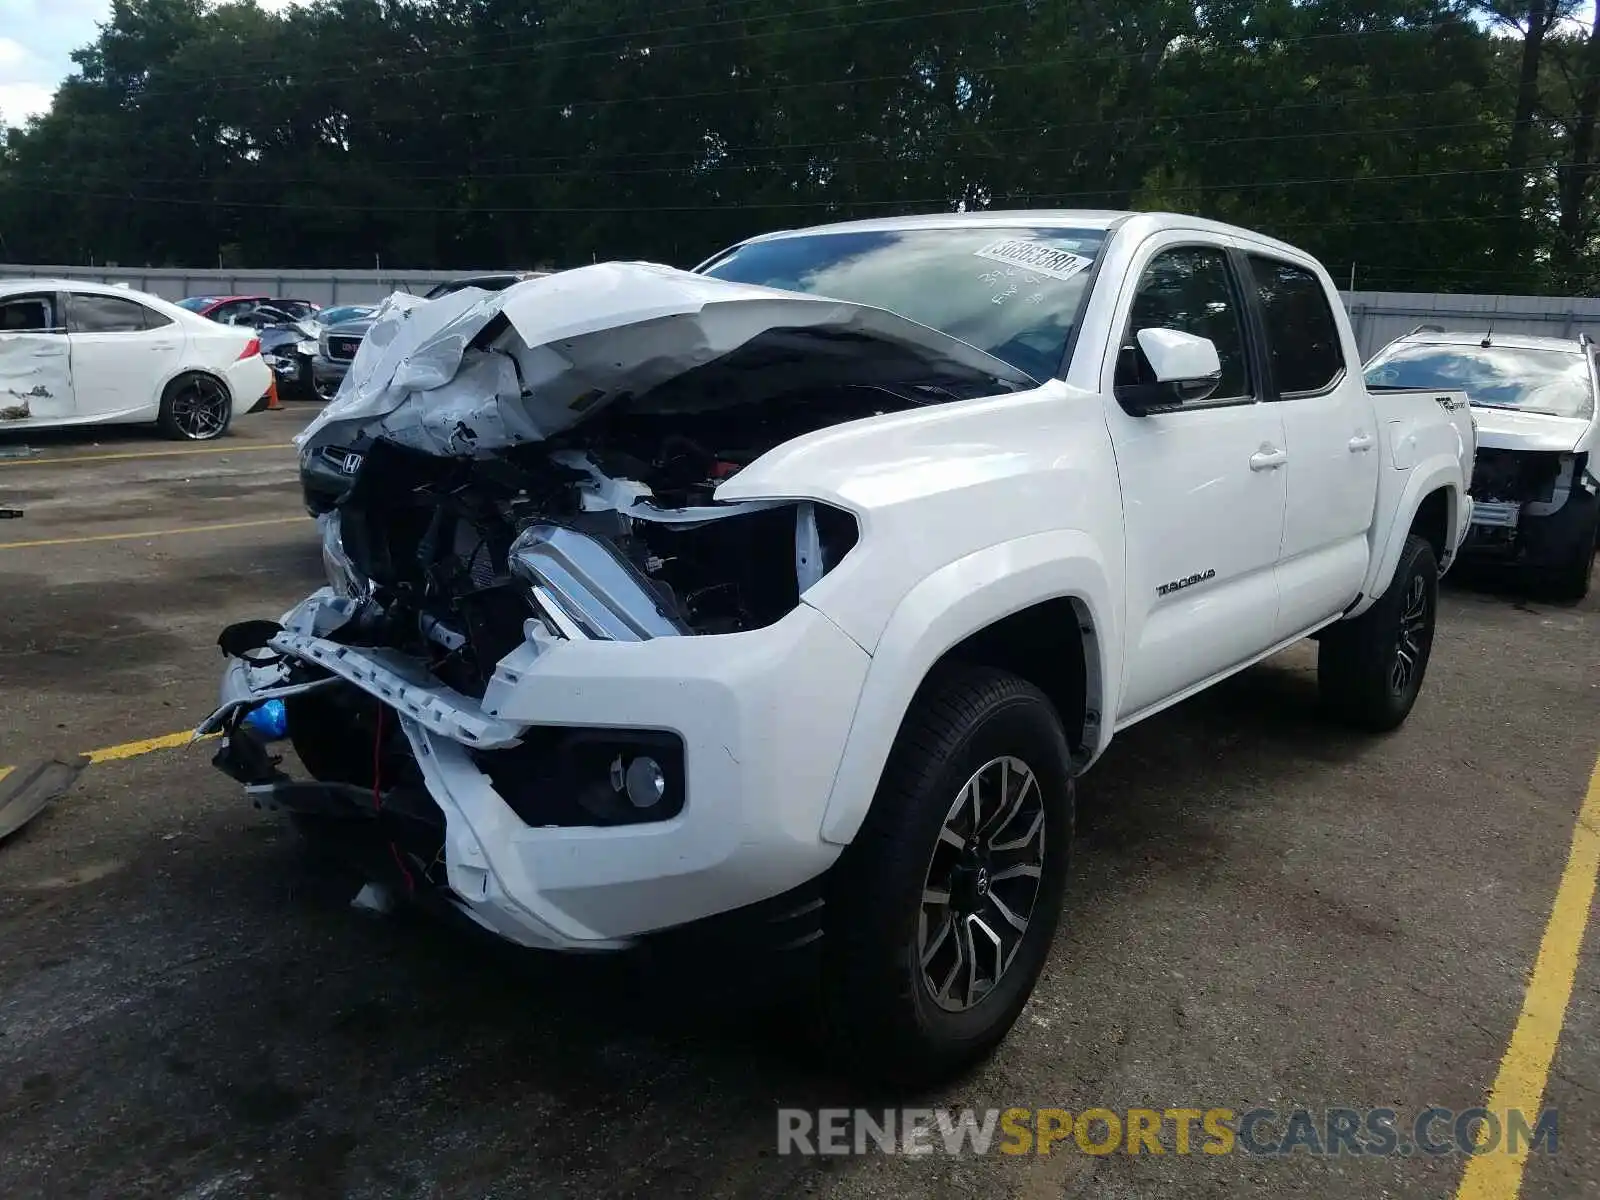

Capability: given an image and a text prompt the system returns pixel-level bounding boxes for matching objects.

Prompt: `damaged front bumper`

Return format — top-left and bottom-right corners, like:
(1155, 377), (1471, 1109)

(1461, 449), (1598, 568)
(199, 587), (869, 952)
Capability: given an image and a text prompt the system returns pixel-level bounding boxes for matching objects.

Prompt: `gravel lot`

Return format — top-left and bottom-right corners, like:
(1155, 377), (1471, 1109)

(0, 407), (1596, 1199)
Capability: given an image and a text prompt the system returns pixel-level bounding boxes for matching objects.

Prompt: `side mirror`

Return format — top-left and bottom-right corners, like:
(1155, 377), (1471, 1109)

(1116, 328), (1225, 414)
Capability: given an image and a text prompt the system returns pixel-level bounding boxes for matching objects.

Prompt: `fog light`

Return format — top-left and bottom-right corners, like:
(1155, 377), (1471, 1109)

(624, 756), (666, 809)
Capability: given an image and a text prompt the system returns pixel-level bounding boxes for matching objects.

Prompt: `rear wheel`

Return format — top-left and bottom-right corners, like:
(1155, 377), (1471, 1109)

(158, 373), (233, 441)
(1319, 534), (1438, 731)
(821, 664), (1074, 1085)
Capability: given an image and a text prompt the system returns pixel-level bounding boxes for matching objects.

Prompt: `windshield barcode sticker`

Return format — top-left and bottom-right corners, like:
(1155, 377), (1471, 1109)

(973, 239), (1091, 282)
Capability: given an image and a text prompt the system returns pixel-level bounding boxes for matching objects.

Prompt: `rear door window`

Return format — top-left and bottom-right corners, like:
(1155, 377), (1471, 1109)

(68, 294), (152, 334)
(1248, 257), (1345, 395)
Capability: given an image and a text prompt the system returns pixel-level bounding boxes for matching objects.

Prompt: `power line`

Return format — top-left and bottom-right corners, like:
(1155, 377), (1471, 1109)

(127, 0), (1019, 100)
(107, 18), (1473, 114)
(34, 82), (1486, 183)
(73, 119), (1500, 189)
(261, 83), (1496, 170)
(134, 0), (941, 89)
(3, 164), (1541, 215)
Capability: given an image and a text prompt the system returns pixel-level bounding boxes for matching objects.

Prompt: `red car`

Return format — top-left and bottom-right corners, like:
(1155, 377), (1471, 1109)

(177, 295), (320, 324)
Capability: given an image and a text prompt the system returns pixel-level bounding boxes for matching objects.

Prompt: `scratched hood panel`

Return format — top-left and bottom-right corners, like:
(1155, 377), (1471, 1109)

(294, 261), (1032, 457)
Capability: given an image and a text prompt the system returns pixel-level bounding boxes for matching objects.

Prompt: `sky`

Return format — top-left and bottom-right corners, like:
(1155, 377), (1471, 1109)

(0, 0), (306, 125)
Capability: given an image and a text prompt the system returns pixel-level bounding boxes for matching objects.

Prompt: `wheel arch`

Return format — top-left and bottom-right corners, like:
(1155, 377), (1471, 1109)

(817, 530), (1116, 847)
(161, 365), (235, 408)
(1349, 466), (1459, 619)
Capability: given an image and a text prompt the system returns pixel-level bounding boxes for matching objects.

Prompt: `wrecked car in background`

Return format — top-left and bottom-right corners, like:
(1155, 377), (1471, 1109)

(1, 280), (273, 440)
(309, 310), (379, 402)
(1365, 328), (1599, 598)
(198, 212), (1474, 1084)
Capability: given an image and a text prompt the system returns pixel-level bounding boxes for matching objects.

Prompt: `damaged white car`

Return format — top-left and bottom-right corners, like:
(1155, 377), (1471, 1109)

(0, 280), (274, 440)
(1365, 328), (1599, 598)
(199, 212), (1474, 1082)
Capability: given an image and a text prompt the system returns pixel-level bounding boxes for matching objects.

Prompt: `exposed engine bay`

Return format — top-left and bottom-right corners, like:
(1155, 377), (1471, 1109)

(324, 417), (864, 698)
(1470, 448), (1562, 504)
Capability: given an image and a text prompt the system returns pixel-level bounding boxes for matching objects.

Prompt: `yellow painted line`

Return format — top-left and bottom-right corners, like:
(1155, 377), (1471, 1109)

(1457, 751), (1600, 1200)
(0, 442), (294, 467)
(0, 730), (218, 777)
(86, 730), (212, 765)
(0, 514), (306, 551)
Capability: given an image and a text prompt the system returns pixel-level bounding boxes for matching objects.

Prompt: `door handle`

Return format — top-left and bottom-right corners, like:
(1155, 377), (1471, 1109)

(1348, 433), (1374, 452)
(1249, 446), (1287, 471)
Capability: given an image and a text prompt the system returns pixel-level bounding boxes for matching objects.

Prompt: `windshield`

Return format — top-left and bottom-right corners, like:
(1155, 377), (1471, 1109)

(319, 305), (373, 325)
(698, 226), (1108, 381)
(1365, 342), (1595, 419)
(176, 296), (214, 311)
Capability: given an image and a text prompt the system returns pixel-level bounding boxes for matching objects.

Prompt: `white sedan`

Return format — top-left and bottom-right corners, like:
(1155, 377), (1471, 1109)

(0, 279), (275, 441)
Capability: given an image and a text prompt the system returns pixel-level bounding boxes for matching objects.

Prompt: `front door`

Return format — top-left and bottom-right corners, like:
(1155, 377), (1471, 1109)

(0, 291), (73, 423)
(1244, 253), (1377, 636)
(1103, 240), (1288, 723)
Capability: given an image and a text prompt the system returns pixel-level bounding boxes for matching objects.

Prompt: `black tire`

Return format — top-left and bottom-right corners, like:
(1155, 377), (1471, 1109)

(821, 663), (1075, 1086)
(1546, 516), (1596, 602)
(1318, 533), (1438, 732)
(157, 373), (233, 441)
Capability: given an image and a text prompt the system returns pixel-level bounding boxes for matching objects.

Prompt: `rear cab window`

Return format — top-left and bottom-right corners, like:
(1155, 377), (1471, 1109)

(1247, 256), (1346, 396)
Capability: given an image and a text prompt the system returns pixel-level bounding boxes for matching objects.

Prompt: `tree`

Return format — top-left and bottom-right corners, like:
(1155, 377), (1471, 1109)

(0, 0), (1587, 293)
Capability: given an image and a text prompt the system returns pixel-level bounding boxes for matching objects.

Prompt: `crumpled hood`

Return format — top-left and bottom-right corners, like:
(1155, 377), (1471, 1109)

(295, 261), (1032, 458)
(1470, 405), (1594, 454)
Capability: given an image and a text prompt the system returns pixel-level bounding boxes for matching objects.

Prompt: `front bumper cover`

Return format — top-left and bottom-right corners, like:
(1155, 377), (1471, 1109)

(1461, 481), (1598, 568)
(199, 589), (869, 951)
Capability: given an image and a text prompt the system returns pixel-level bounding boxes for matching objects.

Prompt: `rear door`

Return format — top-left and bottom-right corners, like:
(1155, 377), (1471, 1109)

(1243, 254), (1377, 636)
(66, 292), (187, 418)
(0, 291), (73, 422)
(1103, 237), (1289, 723)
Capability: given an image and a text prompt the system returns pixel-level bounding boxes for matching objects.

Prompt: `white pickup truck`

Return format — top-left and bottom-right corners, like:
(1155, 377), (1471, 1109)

(200, 211), (1474, 1083)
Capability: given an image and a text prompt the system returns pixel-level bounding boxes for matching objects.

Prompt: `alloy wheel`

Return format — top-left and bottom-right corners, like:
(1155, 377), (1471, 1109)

(169, 377), (230, 439)
(917, 755), (1047, 1013)
(1391, 572), (1432, 696)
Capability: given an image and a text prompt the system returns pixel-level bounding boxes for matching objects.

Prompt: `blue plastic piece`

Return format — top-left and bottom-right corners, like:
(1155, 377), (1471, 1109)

(243, 698), (289, 741)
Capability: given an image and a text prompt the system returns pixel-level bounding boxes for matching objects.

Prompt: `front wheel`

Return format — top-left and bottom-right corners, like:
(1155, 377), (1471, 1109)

(1318, 533), (1438, 731)
(1546, 512), (1597, 601)
(821, 664), (1075, 1085)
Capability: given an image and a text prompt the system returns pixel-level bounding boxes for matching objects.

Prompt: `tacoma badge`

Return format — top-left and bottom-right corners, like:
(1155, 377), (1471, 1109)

(1157, 568), (1216, 597)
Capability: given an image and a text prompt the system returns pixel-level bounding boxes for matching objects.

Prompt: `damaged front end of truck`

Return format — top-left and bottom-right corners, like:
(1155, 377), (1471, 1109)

(196, 262), (1031, 950)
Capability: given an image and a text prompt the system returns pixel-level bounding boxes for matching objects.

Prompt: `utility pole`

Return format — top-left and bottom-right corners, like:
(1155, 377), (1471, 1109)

(1349, 263), (1357, 291)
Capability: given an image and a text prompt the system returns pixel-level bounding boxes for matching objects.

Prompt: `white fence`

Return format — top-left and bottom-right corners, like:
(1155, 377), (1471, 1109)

(1, 264), (1595, 356)
(0, 264), (516, 305)
(1340, 291), (1600, 358)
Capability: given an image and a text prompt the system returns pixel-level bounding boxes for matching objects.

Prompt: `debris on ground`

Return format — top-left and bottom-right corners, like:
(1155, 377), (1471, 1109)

(0, 757), (89, 843)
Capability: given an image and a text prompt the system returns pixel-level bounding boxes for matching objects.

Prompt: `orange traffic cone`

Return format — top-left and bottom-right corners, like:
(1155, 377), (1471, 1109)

(265, 376), (282, 410)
